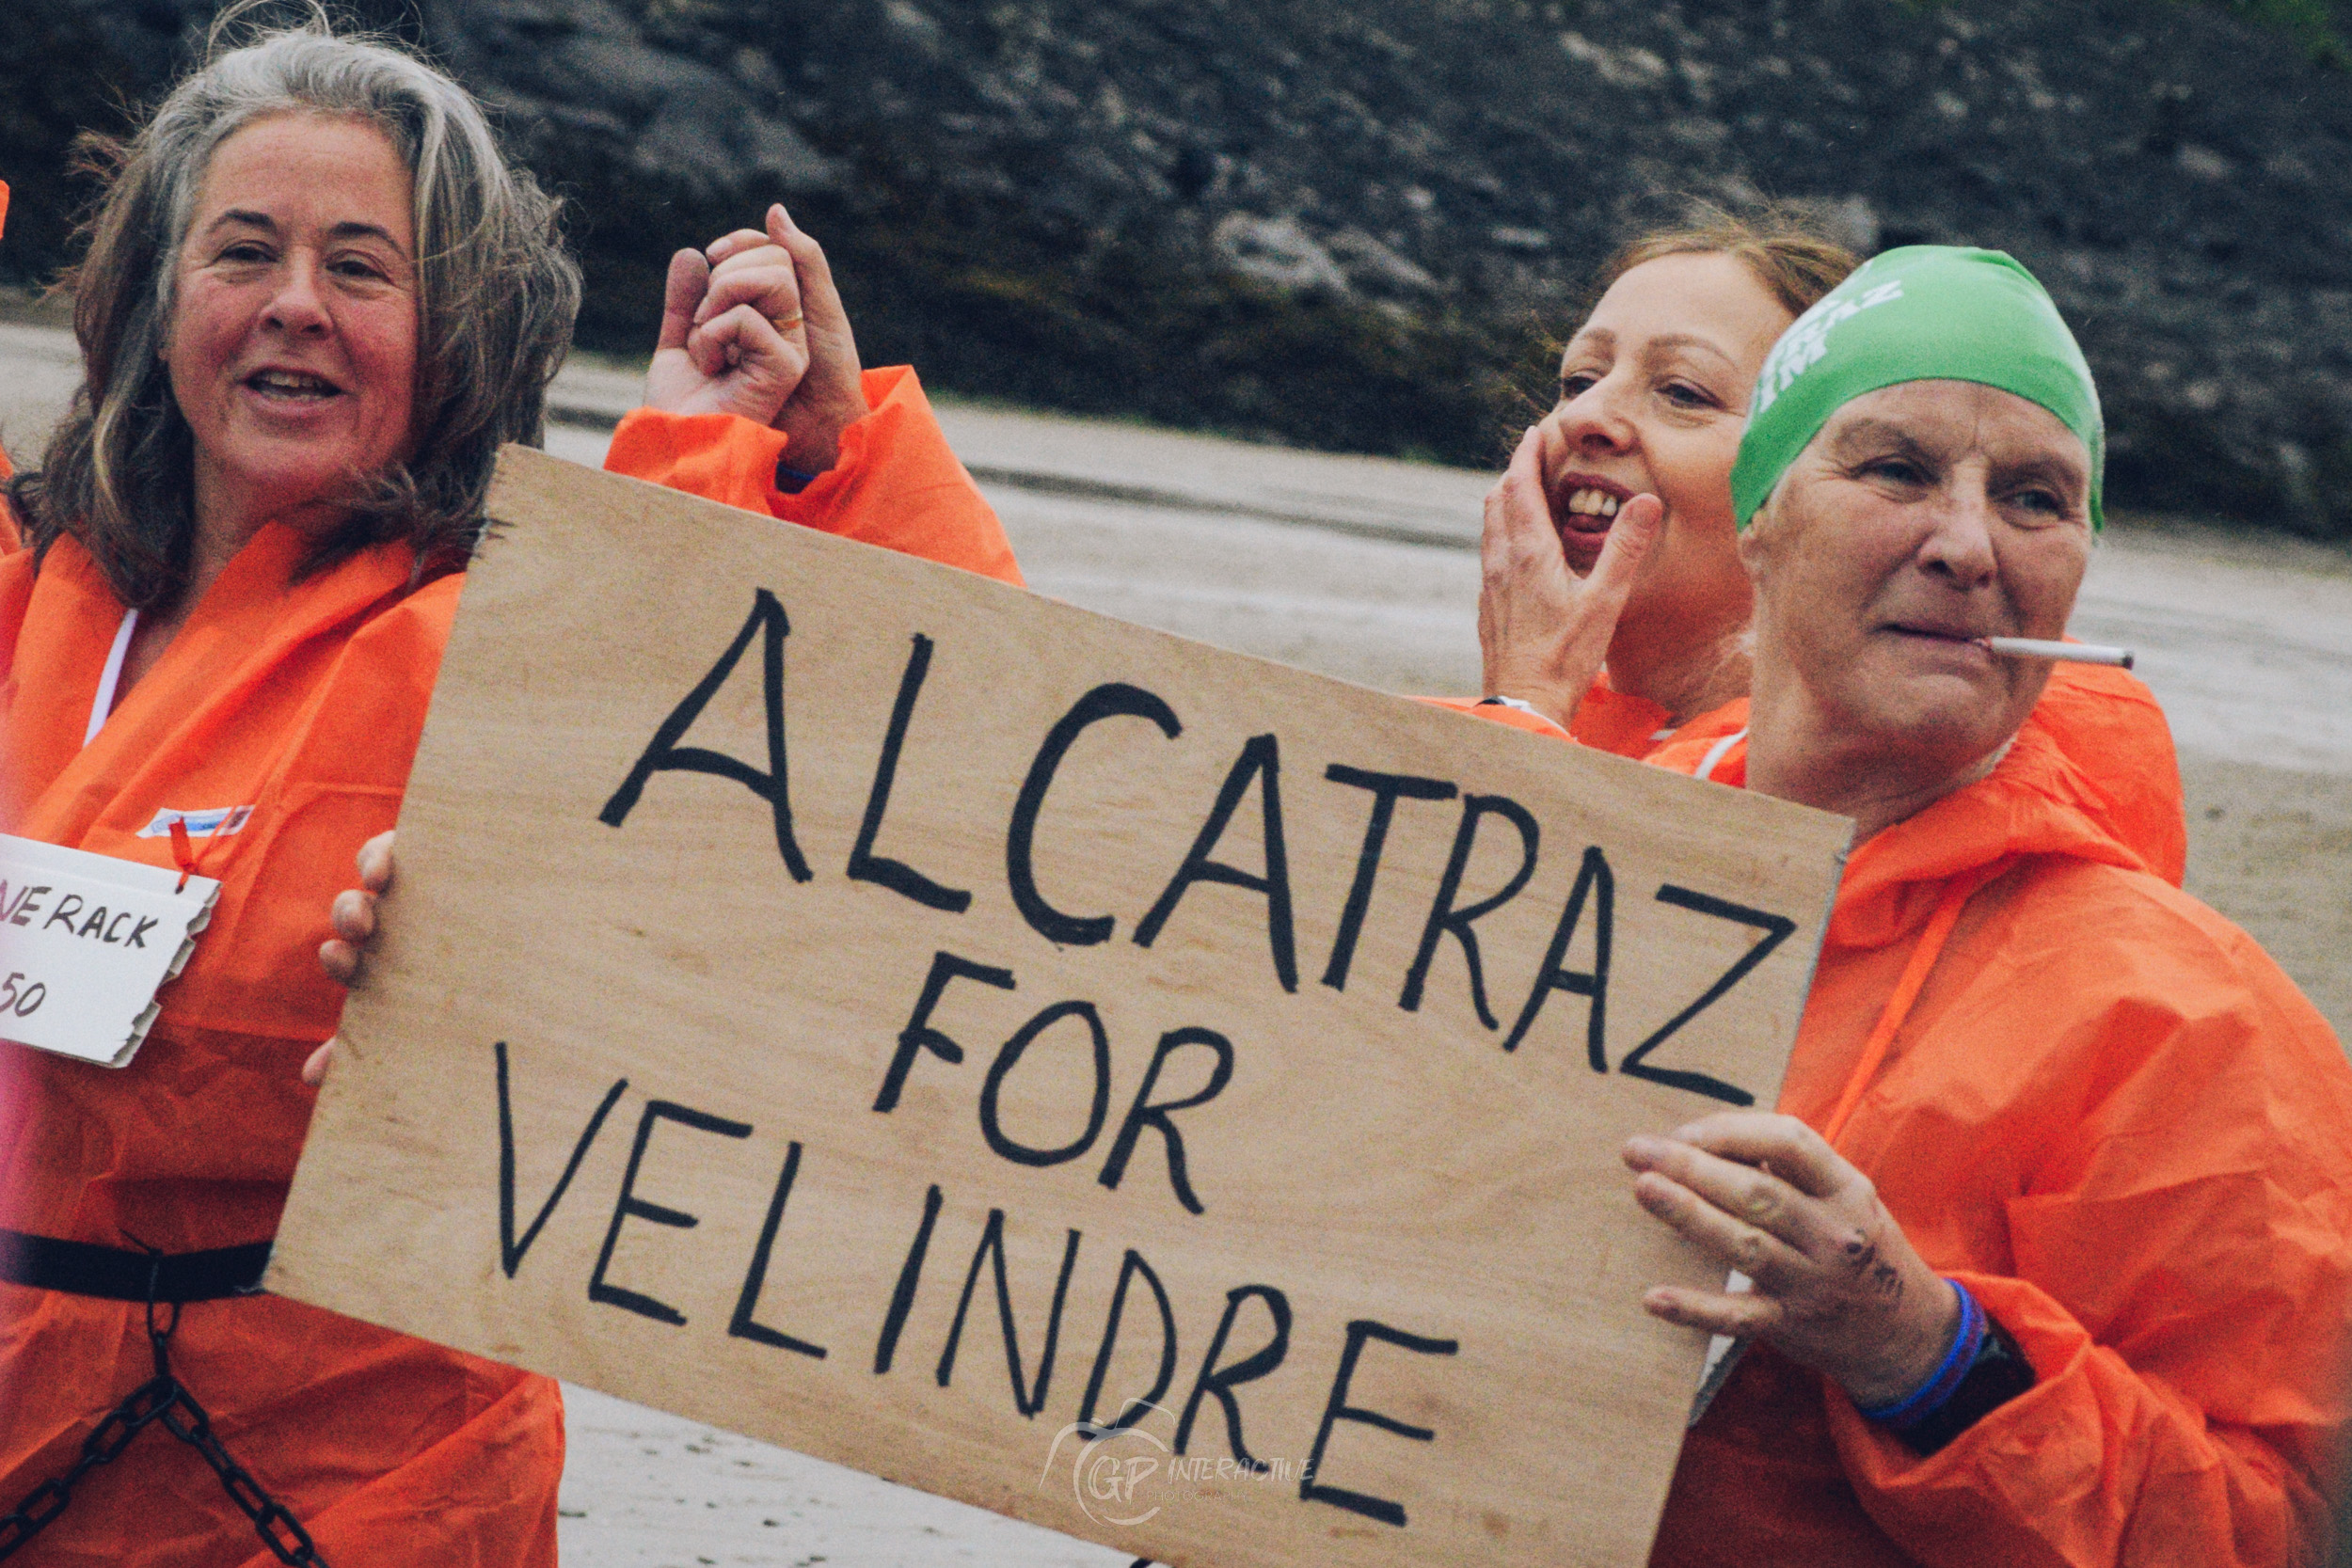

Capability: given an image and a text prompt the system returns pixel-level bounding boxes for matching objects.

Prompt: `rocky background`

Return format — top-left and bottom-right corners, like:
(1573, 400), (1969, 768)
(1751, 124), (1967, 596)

(10, 0), (2352, 533)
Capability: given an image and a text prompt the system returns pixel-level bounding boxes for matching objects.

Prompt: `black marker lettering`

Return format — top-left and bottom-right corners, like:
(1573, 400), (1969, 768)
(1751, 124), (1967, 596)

(1097, 1026), (1234, 1214)
(588, 1100), (753, 1326)
(1076, 1248), (1178, 1436)
(495, 1040), (628, 1278)
(598, 588), (811, 881)
(1173, 1284), (1292, 1470)
(874, 1183), (944, 1374)
(77, 906), (109, 940)
(847, 634), (973, 913)
(1007, 684), (1182, 946)
(40, 894), (84, 933)
(1399, 795), (1541, 1026)
(1319, 766), (1457, 990)
(728, 1140), (828, 1358)
(1612, 887), (1795, 1106)
(104, 910), (135, 944)
(124, 916), (155, 950)
(1299, 1319), (1460, 1528)
(979, 1001), (1111, 1167)
(936, 1210), (1082, 1418)
(1501, 847), (1614, 1062)
(1133, 734), (1297, 992)
(874, 952), (1018, 1114)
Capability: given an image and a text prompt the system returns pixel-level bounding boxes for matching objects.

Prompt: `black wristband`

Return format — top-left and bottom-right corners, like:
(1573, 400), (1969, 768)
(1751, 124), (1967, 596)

(1897, 1306), (2036, 1456)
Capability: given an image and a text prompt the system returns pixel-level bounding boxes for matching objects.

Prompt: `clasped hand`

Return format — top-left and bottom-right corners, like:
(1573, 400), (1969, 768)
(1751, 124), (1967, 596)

(1625, 1112), (1959, 1409)
(643, 203), (868, 476)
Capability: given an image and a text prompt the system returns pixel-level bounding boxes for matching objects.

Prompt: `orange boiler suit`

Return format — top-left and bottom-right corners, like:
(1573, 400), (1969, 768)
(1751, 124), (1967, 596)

(1640, 724), (2352, 1565)
(0, 367), (1016, 1564)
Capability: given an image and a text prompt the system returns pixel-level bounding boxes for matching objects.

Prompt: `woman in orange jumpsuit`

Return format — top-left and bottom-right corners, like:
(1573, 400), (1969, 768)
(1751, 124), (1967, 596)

(1619, 245), (2352, 1565)
(0, 23), (1012, 1567)
(1454, 214), (2185, 884)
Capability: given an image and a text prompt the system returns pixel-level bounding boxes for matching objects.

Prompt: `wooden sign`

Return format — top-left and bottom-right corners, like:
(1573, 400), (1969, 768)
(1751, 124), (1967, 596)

(270, 447), (1851, 1567)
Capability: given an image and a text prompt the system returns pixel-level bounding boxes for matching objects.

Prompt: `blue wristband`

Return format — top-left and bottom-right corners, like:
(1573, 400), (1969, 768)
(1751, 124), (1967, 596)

(1858, 1278), (1982, 1428)
(774, 458), (820, 494)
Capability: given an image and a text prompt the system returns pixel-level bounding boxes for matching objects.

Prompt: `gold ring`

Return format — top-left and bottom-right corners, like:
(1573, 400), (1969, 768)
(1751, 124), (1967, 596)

(770, 313), (805, 331)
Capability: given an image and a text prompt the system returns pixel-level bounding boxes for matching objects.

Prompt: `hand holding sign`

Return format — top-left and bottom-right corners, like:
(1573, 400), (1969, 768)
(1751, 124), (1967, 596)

(1623, 1112), (1958, 1409)
(309, 829), (397, 1085)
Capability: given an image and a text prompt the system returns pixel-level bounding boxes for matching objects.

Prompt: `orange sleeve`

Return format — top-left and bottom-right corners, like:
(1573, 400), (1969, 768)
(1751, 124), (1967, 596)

(1822, 932), (2352, 1565)
(1417, 677), (1678, 756)
(602, 366), (1023, 586)
(2024, 661), (2187, 885)
(1414, 694), (1572, 740)
(1567, 675), (1677, 757)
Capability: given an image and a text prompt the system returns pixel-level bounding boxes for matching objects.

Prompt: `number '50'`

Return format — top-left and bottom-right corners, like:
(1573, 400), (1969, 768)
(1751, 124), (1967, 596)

(0, 974), (46, 1018)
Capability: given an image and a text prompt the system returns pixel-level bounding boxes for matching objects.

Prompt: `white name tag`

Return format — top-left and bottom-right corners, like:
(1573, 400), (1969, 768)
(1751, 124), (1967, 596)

(0, 832), (220, 1069)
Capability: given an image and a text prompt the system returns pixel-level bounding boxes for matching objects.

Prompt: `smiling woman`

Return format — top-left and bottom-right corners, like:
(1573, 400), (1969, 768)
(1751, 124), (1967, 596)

(0, 5), (1029, 1558)
(0, 13), (583, 1566)
(168, 117), (419, 546)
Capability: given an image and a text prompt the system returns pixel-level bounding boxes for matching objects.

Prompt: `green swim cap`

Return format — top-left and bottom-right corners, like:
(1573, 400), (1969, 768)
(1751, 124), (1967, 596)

(1730, 245), (2103, 529)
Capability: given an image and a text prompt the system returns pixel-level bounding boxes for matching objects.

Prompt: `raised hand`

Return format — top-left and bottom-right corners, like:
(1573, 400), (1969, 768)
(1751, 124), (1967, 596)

(644, 204), (809, 425)
(707, 204), (867, 476)
(1477, 422), (1663, 731)
(644, 204), (867, 476)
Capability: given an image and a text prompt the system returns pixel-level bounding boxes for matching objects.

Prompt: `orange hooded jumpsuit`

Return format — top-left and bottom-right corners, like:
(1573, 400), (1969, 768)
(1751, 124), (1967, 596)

(0, 372), (1015, 1565)
(1640, 721), (2352, 1564)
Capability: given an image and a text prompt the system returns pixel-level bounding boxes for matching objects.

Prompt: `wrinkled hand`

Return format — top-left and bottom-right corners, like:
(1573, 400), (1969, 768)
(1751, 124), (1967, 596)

(1477, 423), (1662, 730)
(307, 830), (396, 1087)
(1623, 1112), (1959, 1409)
(644, 204), (867, 475)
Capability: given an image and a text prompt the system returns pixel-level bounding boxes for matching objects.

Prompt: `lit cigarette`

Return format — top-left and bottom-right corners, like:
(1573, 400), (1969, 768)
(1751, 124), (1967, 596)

(1978, 637), (2135, 670)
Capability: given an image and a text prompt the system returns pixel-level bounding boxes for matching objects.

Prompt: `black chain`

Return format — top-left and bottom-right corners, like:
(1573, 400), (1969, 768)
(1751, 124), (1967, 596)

(0, 1269), (328, 1564)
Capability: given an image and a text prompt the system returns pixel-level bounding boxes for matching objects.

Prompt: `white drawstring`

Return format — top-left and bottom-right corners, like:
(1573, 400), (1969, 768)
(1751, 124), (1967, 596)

(84, 609), (138, 748)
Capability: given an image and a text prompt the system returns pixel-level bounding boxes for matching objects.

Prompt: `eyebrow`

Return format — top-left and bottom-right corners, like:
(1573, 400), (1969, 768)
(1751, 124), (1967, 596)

(1560, 328), (1739, 376)
(1561, 325), (1615, 360)
(1636, 332), (1738, 366)
(1994, 451), (2090, 500)
(1830, 416), (2090, 499)
(201, 210), (406, 248)
(1823, 419), (1944, 470)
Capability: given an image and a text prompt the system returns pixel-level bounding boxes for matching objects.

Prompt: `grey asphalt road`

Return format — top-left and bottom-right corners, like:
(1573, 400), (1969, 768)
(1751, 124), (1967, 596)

(7, 328), (2350, 1564)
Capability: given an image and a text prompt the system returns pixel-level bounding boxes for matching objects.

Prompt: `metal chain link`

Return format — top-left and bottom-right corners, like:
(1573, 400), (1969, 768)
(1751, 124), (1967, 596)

(0, 1275), (328, 1564)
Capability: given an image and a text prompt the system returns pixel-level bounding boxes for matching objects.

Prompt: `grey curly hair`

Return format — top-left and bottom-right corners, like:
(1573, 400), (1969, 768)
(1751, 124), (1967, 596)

(11, 7), (581, 605)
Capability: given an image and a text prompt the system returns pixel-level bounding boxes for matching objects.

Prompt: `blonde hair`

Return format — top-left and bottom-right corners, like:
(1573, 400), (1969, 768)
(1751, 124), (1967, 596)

(1589, 204), (1861, 322)
(12, 5), (581, 606)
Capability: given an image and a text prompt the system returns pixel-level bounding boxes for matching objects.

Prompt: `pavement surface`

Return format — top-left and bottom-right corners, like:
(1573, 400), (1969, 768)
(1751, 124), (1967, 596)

(7, 329), (2350, 1564)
